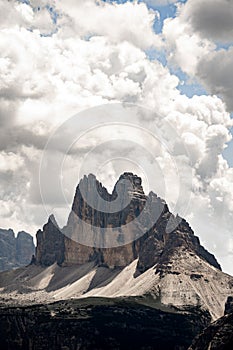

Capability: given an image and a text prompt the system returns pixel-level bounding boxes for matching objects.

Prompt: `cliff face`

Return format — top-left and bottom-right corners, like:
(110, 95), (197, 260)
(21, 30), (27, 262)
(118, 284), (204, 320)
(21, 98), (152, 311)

(0, 229), (35, 272)
(62, 172), (148, 268)
(36, 215), (65, 266)
(35, 172), (221, 272)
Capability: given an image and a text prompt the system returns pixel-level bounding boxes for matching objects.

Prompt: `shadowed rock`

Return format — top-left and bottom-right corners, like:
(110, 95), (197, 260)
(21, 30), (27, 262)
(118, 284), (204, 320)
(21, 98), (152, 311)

(0, 229), (35, 272)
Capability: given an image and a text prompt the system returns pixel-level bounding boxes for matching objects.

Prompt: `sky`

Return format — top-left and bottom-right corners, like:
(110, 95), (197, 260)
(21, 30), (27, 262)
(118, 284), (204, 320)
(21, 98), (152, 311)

(0, 0), (233, 274)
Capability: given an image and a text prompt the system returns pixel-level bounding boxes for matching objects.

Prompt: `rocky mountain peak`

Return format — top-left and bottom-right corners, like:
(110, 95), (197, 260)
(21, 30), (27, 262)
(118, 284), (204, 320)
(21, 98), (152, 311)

(48, 214), (59, 227)
(35, 172), (221, 273)
(112, 172), (146, 202)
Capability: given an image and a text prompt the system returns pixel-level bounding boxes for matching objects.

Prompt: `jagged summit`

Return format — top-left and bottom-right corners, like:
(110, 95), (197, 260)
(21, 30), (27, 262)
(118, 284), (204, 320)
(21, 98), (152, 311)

(48, 214), (59, 227)
(113, 172), (146, 201)
(73, 172), (146, 208)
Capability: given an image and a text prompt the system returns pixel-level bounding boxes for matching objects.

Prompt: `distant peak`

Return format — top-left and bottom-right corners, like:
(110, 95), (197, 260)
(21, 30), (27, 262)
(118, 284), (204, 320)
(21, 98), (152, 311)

(84, 173), (97, 180)
(17, 231), (32, 239)
(48, 214), (59, 228)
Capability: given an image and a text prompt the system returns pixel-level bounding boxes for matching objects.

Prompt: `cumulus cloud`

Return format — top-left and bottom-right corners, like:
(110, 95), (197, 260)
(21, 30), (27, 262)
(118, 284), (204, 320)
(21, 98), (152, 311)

(0, 0), (56, 35)
(56, 0), (161, 49)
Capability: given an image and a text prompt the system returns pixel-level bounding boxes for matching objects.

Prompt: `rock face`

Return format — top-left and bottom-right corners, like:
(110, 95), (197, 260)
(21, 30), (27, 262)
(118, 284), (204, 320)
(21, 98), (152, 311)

(35, 172), (221, 272)
(36, 215), (65, 266)
(0, 229), (35, 272)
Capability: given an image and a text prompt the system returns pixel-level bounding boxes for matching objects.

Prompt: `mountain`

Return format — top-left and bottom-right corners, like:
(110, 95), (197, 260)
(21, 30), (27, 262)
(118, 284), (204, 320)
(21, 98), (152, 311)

(0, 229), (35, 272)
(0, 172), (233, 349)
(36, 172), (221, 271)
(0, 173), (232, 322)
(27, 172), (231, 320)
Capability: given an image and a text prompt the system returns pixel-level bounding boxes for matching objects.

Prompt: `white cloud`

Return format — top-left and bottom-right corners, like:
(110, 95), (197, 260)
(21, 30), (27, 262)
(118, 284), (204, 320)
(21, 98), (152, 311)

(56, 0), (161, 49)
(0, 0), (56, 35)
(0, 152), (24, 172)
(15, 2), (34, 23)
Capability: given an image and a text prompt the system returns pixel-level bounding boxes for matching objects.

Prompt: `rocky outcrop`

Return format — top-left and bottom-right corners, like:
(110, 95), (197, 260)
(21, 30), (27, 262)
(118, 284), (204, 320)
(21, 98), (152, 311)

(0, 229), (35, 272)
(36, 215), (65, 266)
(35, 172), (221, 272)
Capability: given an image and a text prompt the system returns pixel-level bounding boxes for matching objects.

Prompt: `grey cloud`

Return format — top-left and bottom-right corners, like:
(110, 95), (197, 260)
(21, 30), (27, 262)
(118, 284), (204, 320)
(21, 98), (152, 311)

(197, 125), (230, 179)
(197, 47), (233, 111)
(185, 0), (233, 43)
(0, 86), (45, 101)
(0, 99), (18, 127)
(0, 127), (48, 152)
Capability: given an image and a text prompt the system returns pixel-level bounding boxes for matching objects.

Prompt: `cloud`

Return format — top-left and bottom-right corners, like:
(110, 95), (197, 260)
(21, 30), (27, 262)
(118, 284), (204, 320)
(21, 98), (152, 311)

(0, 0), (56, 35)
(163, 15), (215, 76)
(166, 95), (232, 184)
(0, 152), (24, 172)
(198, 125), (231, 179)
(163, 0), (233, 111)
(197, 47), (233, 111)
(0, 0), (232, 274)
(56, 0), (161, 49)
(182, 0), (233, 43)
